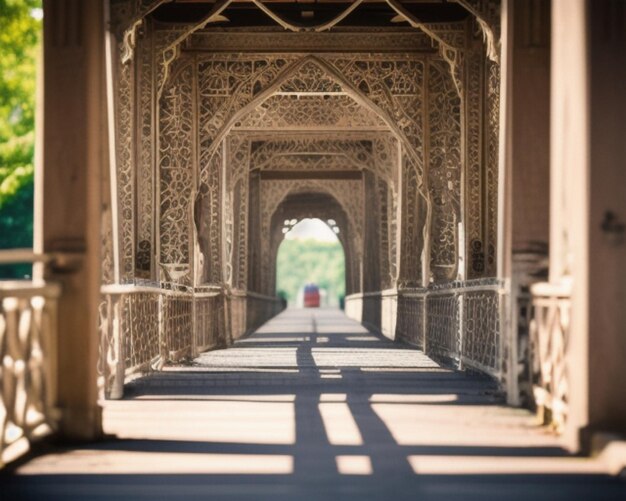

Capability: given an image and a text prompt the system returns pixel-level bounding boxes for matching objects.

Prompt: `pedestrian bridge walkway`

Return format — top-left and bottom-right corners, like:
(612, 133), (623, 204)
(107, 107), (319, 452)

(2, 309), (624, 500)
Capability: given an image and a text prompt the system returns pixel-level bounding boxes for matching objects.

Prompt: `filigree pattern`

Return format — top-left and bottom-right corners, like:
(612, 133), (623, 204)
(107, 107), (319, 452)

(236, 94), (387, 130)
(158, 62), (194, 278)
(428, 60), (462, 282)
(136, 25), (155, 276)
(463, 289), (500, 372)
(251, 136), (378, 173)
(427, 294), (461, 364)
(399, 154), (424, 287)
(465, 49), (485, 278)
(116, 52), (135, 280)
(396, 294), (425, 347)
(163, 294), (193, 360)
(485, 58), (500, 276)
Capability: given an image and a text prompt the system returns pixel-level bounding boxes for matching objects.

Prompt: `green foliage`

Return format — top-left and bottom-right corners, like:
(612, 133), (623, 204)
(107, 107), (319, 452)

(0, 0), (41, 141)
(0, 0), (41, 277)
(276, 239), (345, 306)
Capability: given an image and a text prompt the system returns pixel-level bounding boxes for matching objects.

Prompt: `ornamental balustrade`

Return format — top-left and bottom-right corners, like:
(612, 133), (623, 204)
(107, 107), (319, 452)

(345, 278), (504, 380)
(0, 251), (60, 467)
(529, 281), (571, 433)
(98, 284), (283, 399)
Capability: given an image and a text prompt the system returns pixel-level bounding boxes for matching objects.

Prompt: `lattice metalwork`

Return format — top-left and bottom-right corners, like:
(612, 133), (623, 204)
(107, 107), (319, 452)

(99, 289), (161, 398)
(426, 294), (461, 363)
(195, 293), (224, 352)
(163, 294), (193, 360)
(462, 289), (501, 372)
(396, 294), (425, 348)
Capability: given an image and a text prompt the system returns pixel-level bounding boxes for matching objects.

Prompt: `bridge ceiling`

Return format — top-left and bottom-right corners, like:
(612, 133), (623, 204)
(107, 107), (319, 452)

(150, 1), (471, 27)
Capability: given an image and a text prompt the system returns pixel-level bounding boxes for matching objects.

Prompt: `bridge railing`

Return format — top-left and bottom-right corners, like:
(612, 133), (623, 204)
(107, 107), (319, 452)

(0, 251), (61, 466)
(229, 290), (285, 341)
(529, 281), (571, 433)
(345, 279), (504, 380)
(99, 284), (285, 398)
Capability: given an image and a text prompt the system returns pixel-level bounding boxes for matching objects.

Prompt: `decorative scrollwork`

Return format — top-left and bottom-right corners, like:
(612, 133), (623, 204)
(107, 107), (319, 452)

(158, 61), (194, 279)
(428, 60), (462, 282)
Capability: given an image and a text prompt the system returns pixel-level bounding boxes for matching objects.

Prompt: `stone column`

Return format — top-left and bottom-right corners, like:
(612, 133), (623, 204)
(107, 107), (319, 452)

(40, 0), (106, 440)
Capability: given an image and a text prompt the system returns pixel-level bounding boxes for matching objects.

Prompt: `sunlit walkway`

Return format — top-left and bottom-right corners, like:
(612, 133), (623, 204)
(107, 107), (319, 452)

(2, 309), (624, 500)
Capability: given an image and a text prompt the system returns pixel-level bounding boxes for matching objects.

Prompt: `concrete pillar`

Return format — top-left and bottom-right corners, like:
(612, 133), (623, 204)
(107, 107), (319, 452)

(40, 0), (106, 439)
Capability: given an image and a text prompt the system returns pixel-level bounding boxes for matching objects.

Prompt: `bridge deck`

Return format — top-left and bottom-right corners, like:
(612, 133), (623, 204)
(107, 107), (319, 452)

(2, 309), (624, 499)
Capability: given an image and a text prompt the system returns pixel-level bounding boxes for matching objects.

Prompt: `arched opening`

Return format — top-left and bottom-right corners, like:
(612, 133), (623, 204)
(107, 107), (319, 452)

(276, 218), (345, 308)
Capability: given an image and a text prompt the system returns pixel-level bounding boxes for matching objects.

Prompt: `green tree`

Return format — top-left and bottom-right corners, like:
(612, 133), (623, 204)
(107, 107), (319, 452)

(0, 0), (41, 278)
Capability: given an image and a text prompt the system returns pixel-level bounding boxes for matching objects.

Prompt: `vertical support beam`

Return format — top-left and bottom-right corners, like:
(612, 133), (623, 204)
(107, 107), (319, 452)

(497, 0), (515, 404)
(550, 0), (589, 451)
(499, 0), (552, 405)
(247, 170), (262, 293)
(586, 0), (626, 442)
(362, 171), (381, 293)
(41, 0), (105, 440)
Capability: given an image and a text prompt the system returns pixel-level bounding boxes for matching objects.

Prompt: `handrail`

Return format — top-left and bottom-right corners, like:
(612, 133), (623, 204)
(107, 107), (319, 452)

(0, 248), (50, 264)
(0, 280), (61, 297)
(0, 249), (83, 273)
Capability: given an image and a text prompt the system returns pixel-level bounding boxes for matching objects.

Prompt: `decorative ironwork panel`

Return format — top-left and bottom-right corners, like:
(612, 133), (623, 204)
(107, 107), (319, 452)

(377, 177), (392, 290)
(236, 94), (387, 130)
(195, 294), (224, 353)
(135, 25), (155, 276)
(399, 154), (424, 287)
(158, 61), (194, 281)
(485, 57), (500, 276)
(115, 50), (136, 280)
(465, 49), (485, 278)
(426, 293), (461, 363)
(163, 294), (193, 360)
(250, 135), (379, 173)
(428, 60), (462, 282)
(396, 294), (425, 348)
(462, 289), (500, 372)
(196, 147), (223, 284)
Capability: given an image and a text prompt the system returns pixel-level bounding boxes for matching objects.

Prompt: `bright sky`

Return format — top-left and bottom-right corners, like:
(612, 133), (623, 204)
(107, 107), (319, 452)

(284, 218), (339, 242)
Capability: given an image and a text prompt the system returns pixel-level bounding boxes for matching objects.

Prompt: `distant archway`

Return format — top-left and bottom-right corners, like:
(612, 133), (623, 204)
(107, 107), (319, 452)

(276, 218), (346, 308)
